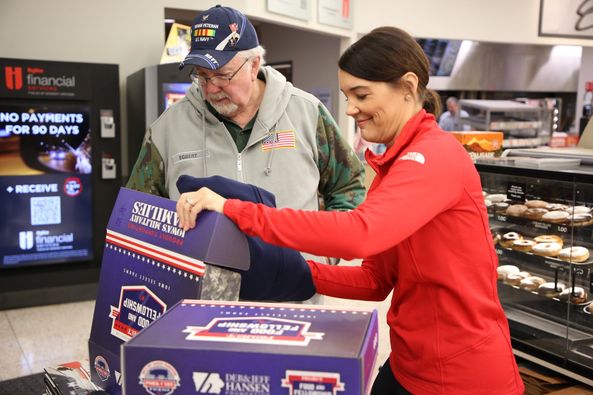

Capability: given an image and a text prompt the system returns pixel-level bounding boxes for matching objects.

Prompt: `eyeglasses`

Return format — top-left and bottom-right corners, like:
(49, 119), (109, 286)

(190, 58), (251, 87)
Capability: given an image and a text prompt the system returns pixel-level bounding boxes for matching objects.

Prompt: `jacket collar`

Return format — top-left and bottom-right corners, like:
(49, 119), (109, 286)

(365, 109), (435, 173)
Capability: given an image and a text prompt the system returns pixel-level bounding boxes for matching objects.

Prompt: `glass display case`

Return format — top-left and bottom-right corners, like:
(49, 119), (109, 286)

(477, 160), (593, 386)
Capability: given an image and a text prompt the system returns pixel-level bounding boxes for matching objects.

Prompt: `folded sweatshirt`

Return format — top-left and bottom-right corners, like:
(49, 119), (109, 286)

(176, 175), (315, 301)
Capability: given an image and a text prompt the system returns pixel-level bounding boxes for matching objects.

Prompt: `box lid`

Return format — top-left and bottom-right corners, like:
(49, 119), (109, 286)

(108, 188), (249, 270)
(125, 300), (377, 359)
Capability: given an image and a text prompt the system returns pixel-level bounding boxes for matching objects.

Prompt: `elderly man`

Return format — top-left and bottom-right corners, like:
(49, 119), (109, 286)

(126, 5), (365, 301)
(438, 96), (470, 131)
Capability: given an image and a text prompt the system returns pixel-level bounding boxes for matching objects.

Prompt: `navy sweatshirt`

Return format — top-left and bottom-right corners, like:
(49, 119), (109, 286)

(176, 175), (315, 301)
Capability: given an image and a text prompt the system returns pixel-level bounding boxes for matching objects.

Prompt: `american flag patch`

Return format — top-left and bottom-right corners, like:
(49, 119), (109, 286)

(261, 131), (296, 151)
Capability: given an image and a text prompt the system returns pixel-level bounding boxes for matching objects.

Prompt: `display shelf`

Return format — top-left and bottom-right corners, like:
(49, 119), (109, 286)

(459, 99), (546, 148)
(489, 212), (593, 241)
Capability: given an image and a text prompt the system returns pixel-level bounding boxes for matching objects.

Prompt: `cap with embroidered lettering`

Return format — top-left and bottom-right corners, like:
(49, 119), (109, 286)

(179, 5), (259, 70)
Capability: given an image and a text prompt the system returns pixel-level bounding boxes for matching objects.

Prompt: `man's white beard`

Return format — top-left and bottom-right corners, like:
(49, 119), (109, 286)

(208, 92), (239, 117)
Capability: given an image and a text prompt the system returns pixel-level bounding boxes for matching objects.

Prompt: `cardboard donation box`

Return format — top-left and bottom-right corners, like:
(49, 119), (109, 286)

(451, 131), (504, 159)
(122, 300), (379, 395)
(89, 188), (250, 394)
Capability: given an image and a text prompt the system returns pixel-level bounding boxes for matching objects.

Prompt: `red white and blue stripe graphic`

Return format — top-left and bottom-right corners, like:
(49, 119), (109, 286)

(105, 229), (205, 276)
(261, 130), (296, 151)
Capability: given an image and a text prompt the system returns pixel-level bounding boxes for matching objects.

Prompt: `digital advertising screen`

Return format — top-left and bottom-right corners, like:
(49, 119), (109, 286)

(0, 100), (93, 268)
(161, 82), (191, 111)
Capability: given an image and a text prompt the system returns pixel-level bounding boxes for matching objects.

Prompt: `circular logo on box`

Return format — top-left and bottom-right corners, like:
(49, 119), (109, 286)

(93, 355), (110, 381)
(63, 177), (82, 196)
(139, 360), (180, 395)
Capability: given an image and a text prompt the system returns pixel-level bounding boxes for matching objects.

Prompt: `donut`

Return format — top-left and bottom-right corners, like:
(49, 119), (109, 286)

(558, 246), (590, 263)
(523, 208), (549, 220)
(490, 229), (501, 246)
(493, 202), (510, 213)
(541, 210), (570, 223)
(534, 235), (563, 247)
(504, 271), (531, 286)
(500, 232), (523, 248)
(558, 287), (588, 304)
(525, 200), (549, 209)
(486, 194), (507, 203)
(546, 203), (569, 211)
(532, 242), (562, 257)
(505, 204), (528, 217)
(519, 276), (546, 291)
(512, 239), (537, 252)
(566, 213), (593, 227)
(538, 282), (566, 298)
(496, 265), (520, 280)
(566, 206), (592, 215)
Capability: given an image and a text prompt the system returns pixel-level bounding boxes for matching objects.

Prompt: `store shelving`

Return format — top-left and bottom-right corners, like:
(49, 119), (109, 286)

(460, 99), (548, 148)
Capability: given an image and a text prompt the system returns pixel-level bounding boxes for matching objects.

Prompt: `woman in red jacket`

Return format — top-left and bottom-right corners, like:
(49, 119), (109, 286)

(177, 26), (524, 395)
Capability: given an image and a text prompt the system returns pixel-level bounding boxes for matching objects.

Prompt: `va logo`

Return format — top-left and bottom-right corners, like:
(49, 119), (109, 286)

(4, 66), (23, 90)
(19, 231), (34, 250)
(192, 372), (225, 394)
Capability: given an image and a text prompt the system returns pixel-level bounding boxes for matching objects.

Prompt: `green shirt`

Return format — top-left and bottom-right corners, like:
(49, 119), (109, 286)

(206, 102), (256, 153)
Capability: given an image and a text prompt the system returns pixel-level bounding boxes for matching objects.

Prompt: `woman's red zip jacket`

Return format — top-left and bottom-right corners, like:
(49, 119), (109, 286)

(224, 110), (524, 395)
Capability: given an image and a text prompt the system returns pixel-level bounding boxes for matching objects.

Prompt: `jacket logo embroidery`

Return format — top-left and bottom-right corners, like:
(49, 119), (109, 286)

(399, 152), (425, 164)
(261, 130), (296, 151)
(172, 149), (210, 164)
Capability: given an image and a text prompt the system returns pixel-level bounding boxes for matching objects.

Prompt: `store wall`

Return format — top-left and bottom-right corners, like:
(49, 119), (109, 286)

(259, 24), (341, 118)
(2, 0), (593, 174)
(576, 47), (593, 131)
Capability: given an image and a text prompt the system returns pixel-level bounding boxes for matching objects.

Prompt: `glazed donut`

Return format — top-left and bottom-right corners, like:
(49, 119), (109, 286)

(541, 210), (570, 223)
(534, 235), (563, 247)
(566, 213), (593, 227)
(558, 246), (590, 263)
(525, 200), (549, 209)
(499, 232), (523, 248)
(519, 276), (546, 291)
(496, 265), (520, 280)
(538, 282), (566, 298)
(505, 204), (528, 217)
(523, 208), (549, 221)
(566, 206), (592, 215)
(512, 239), (537, 252)
(486, 194), (507, 203)
(546, 203), (569, 211)
(559, 287), (588, 304)
(504, 271), (531, 286)
(532, 242), (562, 257)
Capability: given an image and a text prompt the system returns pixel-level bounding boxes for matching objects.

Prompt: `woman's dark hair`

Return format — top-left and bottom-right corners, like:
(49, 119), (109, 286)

(339, 26), (441, 117)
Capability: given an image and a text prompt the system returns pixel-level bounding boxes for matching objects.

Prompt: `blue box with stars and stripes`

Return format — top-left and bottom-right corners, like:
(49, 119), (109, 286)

(122, 300), (379, 395)
(88, 187), (250, 394)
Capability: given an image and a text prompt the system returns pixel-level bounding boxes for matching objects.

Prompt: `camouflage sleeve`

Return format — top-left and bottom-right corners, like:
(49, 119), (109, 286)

(316, 104), (366, 211)
(126, 129), (168, 198)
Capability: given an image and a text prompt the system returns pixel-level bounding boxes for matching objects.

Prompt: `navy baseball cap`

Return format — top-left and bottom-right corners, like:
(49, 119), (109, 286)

(179, 5), (259, 70)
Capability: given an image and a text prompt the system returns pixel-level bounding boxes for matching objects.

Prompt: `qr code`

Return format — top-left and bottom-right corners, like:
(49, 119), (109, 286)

(30, 196), (61, 225)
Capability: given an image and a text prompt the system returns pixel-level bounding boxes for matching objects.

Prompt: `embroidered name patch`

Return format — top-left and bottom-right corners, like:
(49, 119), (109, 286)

(172, 149), (210, 164)
(399, 152), (425, 164)
(261, 131), (296, 151)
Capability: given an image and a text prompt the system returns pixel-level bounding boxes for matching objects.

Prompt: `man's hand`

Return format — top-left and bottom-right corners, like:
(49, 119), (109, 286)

(176, 187), (227, 231)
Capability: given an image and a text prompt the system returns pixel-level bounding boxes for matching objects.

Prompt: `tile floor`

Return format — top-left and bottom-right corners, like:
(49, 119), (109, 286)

(0, 259), (392, 383)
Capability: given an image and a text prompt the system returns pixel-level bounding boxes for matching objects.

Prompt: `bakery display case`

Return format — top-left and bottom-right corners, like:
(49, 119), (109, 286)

(477, 160), (593, 386)
(460, 99), (548, 149)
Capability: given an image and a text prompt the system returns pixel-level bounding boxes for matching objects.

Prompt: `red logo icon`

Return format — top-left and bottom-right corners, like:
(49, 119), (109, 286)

(5, 66), (23, 90)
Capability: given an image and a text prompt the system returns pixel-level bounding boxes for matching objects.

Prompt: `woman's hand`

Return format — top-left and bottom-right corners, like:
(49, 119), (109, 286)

(176, 187), (226, 231)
